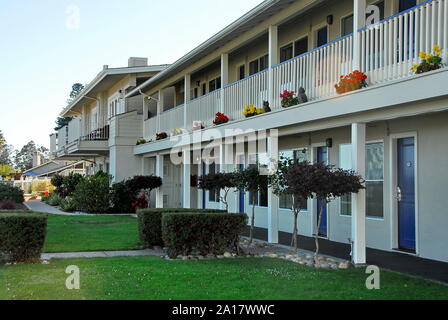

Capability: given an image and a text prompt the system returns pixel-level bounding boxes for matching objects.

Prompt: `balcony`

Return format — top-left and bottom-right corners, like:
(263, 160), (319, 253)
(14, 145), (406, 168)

(139, 0), (447, 144)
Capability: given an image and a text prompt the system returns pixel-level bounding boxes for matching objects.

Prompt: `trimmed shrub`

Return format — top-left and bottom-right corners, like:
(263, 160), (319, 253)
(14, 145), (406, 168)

(47, 193), (62, 206)
(59, 198), (77, 212)
(0, 212), (48, 263)
(138, 209), (227, 248)
(161, 211), (247, 258)
(73, 172), (110, 213)
(0, 183), (24, 203)
(0, 200), (17, 210)
(125, 175), (163, 193)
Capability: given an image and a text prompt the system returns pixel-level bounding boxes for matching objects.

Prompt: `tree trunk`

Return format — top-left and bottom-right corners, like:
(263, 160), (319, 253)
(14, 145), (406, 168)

(249, 203), (255, 244)
(314, 201), (326, 265)
(291, 211), (299, 251)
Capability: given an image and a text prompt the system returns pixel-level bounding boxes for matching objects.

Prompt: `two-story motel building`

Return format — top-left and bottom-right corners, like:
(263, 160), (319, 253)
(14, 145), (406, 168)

(51, 0), (448, 264)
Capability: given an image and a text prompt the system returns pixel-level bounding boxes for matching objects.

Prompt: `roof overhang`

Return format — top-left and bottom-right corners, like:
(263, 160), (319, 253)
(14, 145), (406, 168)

(127, 0), (290, 97)
(60, 65), (170, 117)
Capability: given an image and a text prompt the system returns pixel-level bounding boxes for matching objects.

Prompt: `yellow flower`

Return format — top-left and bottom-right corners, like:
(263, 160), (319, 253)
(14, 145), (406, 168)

(411, 65), (418, 72)
(434, 45), (441, 53)
(426, 54), (434, 62)
(256, 108), (264, 115)
(419, 51), (426, 59)
(249, 105), (255, 113)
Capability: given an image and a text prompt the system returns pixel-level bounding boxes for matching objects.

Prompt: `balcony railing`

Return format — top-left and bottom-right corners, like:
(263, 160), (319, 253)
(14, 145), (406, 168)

(160, 104), (185, 134)
(81, 125), (110, 141)
(142, 0), (447, 142)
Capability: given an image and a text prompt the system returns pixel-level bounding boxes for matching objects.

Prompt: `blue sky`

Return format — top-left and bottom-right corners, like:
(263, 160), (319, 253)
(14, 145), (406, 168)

(0, 0), (263, 151)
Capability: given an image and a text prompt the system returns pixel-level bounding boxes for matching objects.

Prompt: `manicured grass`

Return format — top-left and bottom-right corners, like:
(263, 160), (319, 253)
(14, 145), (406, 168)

(0, 256), (447, 300)
(43, 214), (140, 253)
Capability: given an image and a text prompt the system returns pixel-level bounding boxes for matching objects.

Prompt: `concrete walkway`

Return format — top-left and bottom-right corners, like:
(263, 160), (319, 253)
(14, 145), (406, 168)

(41, 249), (164, 261)
(24, 200), (137, 217)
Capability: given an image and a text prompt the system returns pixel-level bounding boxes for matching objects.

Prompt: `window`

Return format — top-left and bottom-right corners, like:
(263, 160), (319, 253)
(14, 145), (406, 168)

(239, 65), (245, 80)
(280, 43), (293, 63)
(399, 0), (416, 13)
(278, 148), (310, 210)
(316, 27), (328, 48)
(342, 14), (354, 36)
(294, 37), (308, 57)
(249, 59), (259, 76)
(366, 142), (384, 218)
(248, 154), (268, 207)
(209, 77), (221, 92)
(208, 162), (219, 202)
(337, 143), (384, 218)
(202, 83), (207, 96)
(259, 54), (268, 71)
(193, 88), (198, 99)
(339, 144), (353, 216)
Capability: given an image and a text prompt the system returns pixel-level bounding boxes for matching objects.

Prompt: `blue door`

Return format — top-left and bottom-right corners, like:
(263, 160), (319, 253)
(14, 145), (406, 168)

(238, 163), (245, 213)
(398, 138), (416, 251)
(317, 147), (328, 237)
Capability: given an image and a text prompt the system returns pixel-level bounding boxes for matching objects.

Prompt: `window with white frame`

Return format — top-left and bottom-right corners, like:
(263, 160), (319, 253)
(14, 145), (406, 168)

(249, 54), (269, 76)
(248, 153), (269, 208)
(366, 142), (384, 218)
(339, 144), (353, 216)
(338, 142), (384, 218)
(108, 94), (124, 119)
(278, 148), (310, 210)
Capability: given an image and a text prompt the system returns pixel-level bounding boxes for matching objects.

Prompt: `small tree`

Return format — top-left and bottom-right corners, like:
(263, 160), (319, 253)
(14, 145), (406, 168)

(233, 166), (268, 243)
(198, 172), (234, 211)
(270, 158), (314, 250)
(311, 163), (364, 265)
(125, 175), (163, 208)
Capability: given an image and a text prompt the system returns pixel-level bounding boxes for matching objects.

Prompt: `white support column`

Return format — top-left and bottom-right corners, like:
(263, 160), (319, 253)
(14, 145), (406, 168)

(157, 89), (164, 133)
(267, 131), (279, 244)
(182, 148), (191, 209)
(220, 54), (229, 113)
(351, 123), (366, 265)
(184, 74), (191, 129)
(353, 0), (367, 70)
(155, 154), (164, 208)
(268, 25), (278, 106)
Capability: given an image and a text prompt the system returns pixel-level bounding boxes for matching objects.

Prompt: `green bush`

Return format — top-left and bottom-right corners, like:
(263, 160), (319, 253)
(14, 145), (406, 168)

(161, 211), (247, 258)
(0, 183), (24, 203)
(0, 212), (48, 263)
(110, 181), (135, 213)
(46, 193), (62, 206)
(73, 172), (110, 213)
(138, 209), (227, 248)
(59, 198), (77, 212)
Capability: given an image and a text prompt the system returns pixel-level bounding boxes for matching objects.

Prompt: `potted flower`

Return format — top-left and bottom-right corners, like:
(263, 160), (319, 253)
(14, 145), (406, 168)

(280, 90), (300, 108)
(412, 45), (443, 74)
(156, 132), (168, 141)
(213, 112), (229, 125)
(243, 104), (264, 118)
(132, 194), (149, 210)
(136, 138), (147, 146)
(334, 70), (368, 94)
(192, 121), (204, 131)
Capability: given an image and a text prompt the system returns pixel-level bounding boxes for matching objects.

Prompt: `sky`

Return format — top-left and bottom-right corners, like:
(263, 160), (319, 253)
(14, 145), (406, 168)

(0, 0), (263, 151)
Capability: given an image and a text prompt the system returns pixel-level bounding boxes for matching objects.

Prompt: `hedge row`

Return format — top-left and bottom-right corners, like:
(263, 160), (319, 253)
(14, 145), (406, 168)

(0, 183), (24, 204)
(138, 208), (227, 248)
(162, 212), (247, 258)
(0, 212), (48, 263)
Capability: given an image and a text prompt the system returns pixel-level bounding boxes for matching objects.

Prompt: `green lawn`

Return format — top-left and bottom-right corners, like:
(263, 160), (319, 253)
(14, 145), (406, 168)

(1, 256), (447, 300)
(43, 214), (140, 253)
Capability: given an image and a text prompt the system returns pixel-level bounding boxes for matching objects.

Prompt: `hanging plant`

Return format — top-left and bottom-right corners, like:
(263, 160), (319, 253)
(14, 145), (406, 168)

(243, 104), (264, 118)
(280, 90), (300, 108)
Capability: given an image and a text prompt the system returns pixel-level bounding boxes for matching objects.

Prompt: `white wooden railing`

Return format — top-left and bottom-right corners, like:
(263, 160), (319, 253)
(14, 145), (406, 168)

(186, 90), (221, 130)
(57, 126), (68, 149)
(137, 0), (447, 145)
(223, 70), (268, 121)
(67, 117), (81, 144)
(159, 104), (185, 134)
(272, 34), (353, 108)
(144, 116), (158, 140)
(360, 0), (447, 85)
